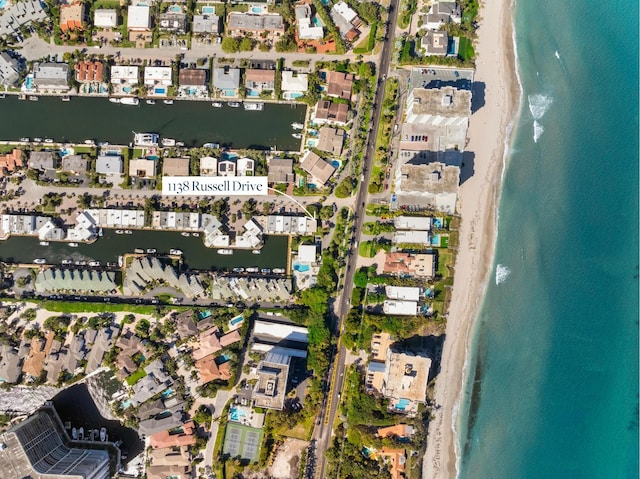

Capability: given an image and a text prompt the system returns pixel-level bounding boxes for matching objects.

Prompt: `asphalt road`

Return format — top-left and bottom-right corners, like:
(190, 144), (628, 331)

(312, 0), (402, 476)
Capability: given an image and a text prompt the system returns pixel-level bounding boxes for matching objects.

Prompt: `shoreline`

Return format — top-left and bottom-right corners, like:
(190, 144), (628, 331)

(422, 0), (522, 477)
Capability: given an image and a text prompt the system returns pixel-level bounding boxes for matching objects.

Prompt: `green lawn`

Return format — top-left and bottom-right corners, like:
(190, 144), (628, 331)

(458, 37), (475, 61)
(40, 301), (166, 315)
(125, 368), (147, 385)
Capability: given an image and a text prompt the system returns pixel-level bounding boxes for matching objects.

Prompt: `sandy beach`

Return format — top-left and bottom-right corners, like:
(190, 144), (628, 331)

(422, 0), (521, 477)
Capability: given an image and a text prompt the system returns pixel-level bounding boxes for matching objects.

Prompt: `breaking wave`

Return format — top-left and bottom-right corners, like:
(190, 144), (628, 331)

(495, 264), (511, 285)
(528, 94), (553, 120)
(533, 120), (544, 143)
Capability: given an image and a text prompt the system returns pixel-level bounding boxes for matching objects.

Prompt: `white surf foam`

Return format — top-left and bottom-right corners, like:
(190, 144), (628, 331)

(528, 93), (553, 120)
(495, 264), (511, 285)
(533, 120), (544, 143)
(555, 50), (560, 59)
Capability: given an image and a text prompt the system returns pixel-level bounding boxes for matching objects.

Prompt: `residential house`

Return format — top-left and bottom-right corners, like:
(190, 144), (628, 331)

(59, 1), (85, 32)
(110, 65), (139, 95)
(281, 71), (308, 97)
(380, 252), (436, 279)
(0, 51), (23, 86)
(199, 156), (218, 176)
(149, 421), (196, 449)
(226, 13), (285, 40)
(147, 465), (190, 479)
(420, 1), (461, 30)
(192, 327), (221, 360)
(212, 67), (240, 96)
(263, 215), (317, 235)
(138, 399), (166, 421)
(127, 4), (151, 43)
(131, 360), (173, 406)
(0, 0), (48, 38)
(313, 100), (349, 125)
(162, 157), (190, 176)
(267, 157), (294, 184)
(61, 155), (88, 175)
(85, 325), (119, 374)
(295, 4), (323, 40)
(192, 14), (220, 35)
(195, 354), (232, 384)
(129, 159), (157, 178)
(96, 154), (123, 175)
(158, 11), (187, 33)
(144, 66), (172, 96)
(174, 310), (197, 340)
(94, 9), (118, 28)
(23, 332), (55, 379)
(139, 405), (184, 435)
(383, 299), (419, 316)
(0, 149), (24, 176)
(74, 61), (103, 83)
(0, 344), (23, 383)
(300, 151), (336, 186)
(32, 62), (69, 92)
(236, 157), (255, 176)
(244, 68), (275, 95)
(330, 1), (362, 41)
(377, 423), (415, 440)
(385, 286), (421, 302)
(115, 330), (149, 380)
(28, 151), (58, 171)
(326, 70), (354, 100)
(179, 68), (207, 88)
(421, 30), (450, 56)
(378, 448), (406, 479)
(317, 127), (344, 156)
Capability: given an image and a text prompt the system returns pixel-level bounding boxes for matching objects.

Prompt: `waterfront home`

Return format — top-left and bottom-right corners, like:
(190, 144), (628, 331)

(162, 157), (190, 176)
(313, 99), (349, 125)
(178, 68), (208, 98)
(380, 251), (436, 279)
(158, 10), (187, 34)
(211, 276), (293, 303)
(292, 243), (320, 290)
(22, 332), (55, 380)
(212, 67), (240, 97)
(131, 359), (173, 406)
(281, 70), (308, 98)
(82, 208), (145, 228)
(217, 156), (254, 177)
(386, 286), (421, 302)
(377, 423), (415, 440)
(195, 354), (232, 384)
(129, 158), (157, 178)
(96, 153), (123, 175)
(317, 127), (345, 156)
(252, 352), (291, 410)
(151, 211), (201, 230)
(94, 8), (118, 28)
(295, 4), (323, 40)
(150, 421), (196, 449)
(148, 447), (191, 476)
(199, 156), (218, 176)
(262, 215), (317, 235)
(383, 349), (431, 416)
(148, 464), (191, 479)
(420, 1), (461, 31)
(61, 154), (89, 175)
(393, 162), (460, 214)
(383, 299), (419, 316)
(330, 1), (362, 42)
(0, 0), (47, 38)
(421, 30), (450, 56)
(378, 448), (407, 479)
(32, 62), (70, 92)
(300, 150), (336, 186)
(139, 405), (185, 434)
(191, 327), (221, 360)
(115, 330), (150, 380)
(394, 215), (432, 230)
(74, 60), (103, 83)
(192, 13), (220, 35)
(28, 151), (58, 171)
(59, 1), (85, 33)
(226, 12), (285, 40)
(326, 70), (354, 100)
(35, 268), (117, 294)
(124, 257), (205, 298)
(144, 66), (172, 97)
(267, 157), (294, 184)
(0, 52), (24, 86)
(127, 4), (152, 44)
(0, 344), (23, 383)
(0, 213), (62, 240)
(392, 229), (431, 245)
(244, 68), (275, 96)
(0, 149), (25, 177)
(110, 65), (139, 95)
(174, 310), (198, 340)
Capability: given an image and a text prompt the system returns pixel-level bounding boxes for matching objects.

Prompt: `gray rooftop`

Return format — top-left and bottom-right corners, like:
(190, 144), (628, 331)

(213, 67), (240, 90)
(227, 12), (284, 32)
(409, 86), (472, 117)
(192, 14), (220, 34)
(398, 162), (460, 194)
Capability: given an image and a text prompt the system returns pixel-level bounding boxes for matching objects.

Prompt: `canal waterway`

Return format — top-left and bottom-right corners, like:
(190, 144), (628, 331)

(0, 230), (289, 271)
(52, 382), (144, 465)
(0, 95), (306, 150)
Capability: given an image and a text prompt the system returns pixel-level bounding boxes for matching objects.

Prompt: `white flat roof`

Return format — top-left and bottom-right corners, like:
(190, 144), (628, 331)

(297, 244), (317, 263)
(127, 5), (150, 29)
(383, 300), (419, 316)
(385, 286), (421, 302)
(254, 320), (309, 343)
(394, 216), (432, 230)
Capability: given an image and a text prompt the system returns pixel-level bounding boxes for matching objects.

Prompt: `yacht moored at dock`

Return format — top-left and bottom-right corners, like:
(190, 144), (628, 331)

(120, 97), (139, 106)
(133, 132), (159, 147)
(109, 98), (120, 104)
(228, 102), (240, 108)
(34, 258), (46, 264)
(217, 249), (233, 255)
(161, 138), (176, 147)
(292, 133), (302, 139)
(170, 249), (183, 255)
(212, 102), (223, 108)
(69, 242), (79, 247)
(291, 122), (304, 129)
(146, 99), (156, 105)
(39, 241), (49, 246)
(244, 102), (264, 111)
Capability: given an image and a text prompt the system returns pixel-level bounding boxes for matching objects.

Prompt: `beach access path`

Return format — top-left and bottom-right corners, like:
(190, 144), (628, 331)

(422, 0), (521, 476)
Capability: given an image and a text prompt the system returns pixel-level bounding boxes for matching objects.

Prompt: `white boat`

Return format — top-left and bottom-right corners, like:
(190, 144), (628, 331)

(100, 427), (106, 442)
(75, 260), (86, 266)
(212, 102), (223, 108)
(291, 122), (304, 129)
(217, 249), (233, 255)
(120, 97), (139, 106)
(261, 268), (271, 274)
(69, 242), (79, 247)
(78, 427), (84, 440)
(39, 241), (49, 246)
(161, 138), (176, 147)
(134, 248), (144, 254)
(44, 138), (54, 143)
(19, 137), (29, 142)
(118, 256), (123, 267)
(133, 132), (159, 147)
(115, 230), (124, 235)
(176, 141), (185, 147)
(272, 268), (285, 274)
(246, 267), (259, 273)
(146, 248), (156, 254)
(34, 258), (46, 264)
(292, 133), (302, 139)
(62, 96), (70, 102)
(89, 261), (100, 267)
(170, 249), (183, 255)
(228, 102), (240, 108)
(163, 99), (174, 105)
(232, 267), (245, 273)
(62, 259), (72, 265)
(146, 99), (156, 105)
(181, 232), (190, 237)
(124, 230), (133, 235)
(252, 249), (261, 255)
(29, 95), (38, 101)
(84, 139), (95, 145)
(33, 137), (42, 142)
(203, 142), (220, 149)
(72, 427), (78, 440)
(244, 102), (264, 111)
(109, 97), (120, 104)
(192, 232), (199, 237)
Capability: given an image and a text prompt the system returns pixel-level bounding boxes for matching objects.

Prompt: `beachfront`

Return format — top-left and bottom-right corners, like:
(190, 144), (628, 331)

(422, 0), (521, 476)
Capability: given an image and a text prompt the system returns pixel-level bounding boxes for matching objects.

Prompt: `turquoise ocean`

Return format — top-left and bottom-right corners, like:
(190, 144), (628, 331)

(458, 0), (639, 477)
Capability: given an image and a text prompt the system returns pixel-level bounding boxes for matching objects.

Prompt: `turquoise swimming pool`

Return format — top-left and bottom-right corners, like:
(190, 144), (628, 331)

(199, 310), (212, 319)
(294, 263), (310, 272)
(430, 234), (440, 246)
(395, 398), (410, 410)
(161, 388), (174, 399)
(169, 5), (182, 12)
(202, 6), (215, 14)
(230, 407), (247, 422)
(230, 314), (243, 326)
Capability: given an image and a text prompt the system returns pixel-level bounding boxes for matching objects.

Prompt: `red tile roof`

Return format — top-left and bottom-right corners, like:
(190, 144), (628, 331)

(74, 61), (103, 82)
(0, 149), (24, 176)
(149, 421), (197, 449)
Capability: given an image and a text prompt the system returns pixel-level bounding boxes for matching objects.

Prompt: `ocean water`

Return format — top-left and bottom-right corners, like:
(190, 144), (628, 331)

(458, 0), (639, 477)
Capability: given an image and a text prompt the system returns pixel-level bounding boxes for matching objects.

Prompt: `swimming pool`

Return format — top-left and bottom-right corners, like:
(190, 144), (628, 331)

(0, 0), (7, 9)
(223, 89), (236, 97)
(218, 354), (231, 363)
(284, 92), (303, 100)
(123, 86), (132, 93)
(187, 87), (197, 95)
(230, 314), (243, 326)
(247, 90), (260, 97)
(120, 399), (132, 409)
(312, 16), (323, 27)
(199, 310), (212, 319)
(395, 398), (410, 410)
(161, 388), (174, 399)
(222, 152), (238, 160)
(202, 6), (215, 14)
(294, 263), (310, 272)
(169, 5), (181, 12)
(154, 87), (166, 95)
(25, 76), (33, 90)
(331, 159), (341, 169)
(430, 234), (440, 246)
(229, 407), (247, 422)
(306, 139), (319, 148)
(250, 5), (266, 13)
(432, 218), (443, 228)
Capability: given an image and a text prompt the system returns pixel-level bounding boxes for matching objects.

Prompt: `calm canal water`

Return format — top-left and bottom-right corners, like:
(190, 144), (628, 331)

(0, 95), (306, 150)
(0, 230), (289, 270)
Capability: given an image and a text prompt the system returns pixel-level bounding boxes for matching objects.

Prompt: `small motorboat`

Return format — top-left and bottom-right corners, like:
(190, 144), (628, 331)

(44, 138), (54, 143)
(84, 139), (96, 145)
(69, 242), (79, 247)
(39, 241), (49, 246)
(100, 427), (107, 442)
(191, 232), (199, 237)
(217, 249), (233, 255)
(109, 98), (121, 104)
(75, 260), (86, 266)
(252, 249), (261, 255)
(146, 248), (156, 254)
(62, 259), (72, 265)
(212, 102), (223, 108)
(232, 267), (245, 273)
(163, 99), (174, 105)
(146, 99), (156, 105)
(29, 95), (39, 101)
(291, 122), (304, 129)
(115, 230), (124, 235)
(170, 249), (183, 255)
(33, 137), (42, 142)
(34, 258), (46, 264)
(228, 101), (240, 108)
(19, 137), (29, 142)
(118, 256), (124, 267)
(245, 267), (259, 273)
(89, 261), (100, 267)
(134, 248), (144, 254)
(62, 96), (70, 102)
(292, 133), (302, 139)
(181, 232), (190, 237)
(272, 268), (285, 274)
(124, 230), (133, 235)
(261, 268), (271, 274)
(78, 427), (84, 440)
(72, 427), (78, 440)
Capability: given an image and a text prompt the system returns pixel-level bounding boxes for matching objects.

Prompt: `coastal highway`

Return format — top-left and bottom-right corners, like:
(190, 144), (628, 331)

(312, 0), (402, 476)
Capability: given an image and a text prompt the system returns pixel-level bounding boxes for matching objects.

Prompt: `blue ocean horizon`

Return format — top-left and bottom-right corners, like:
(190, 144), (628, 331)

(458, 0), (639, 477)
